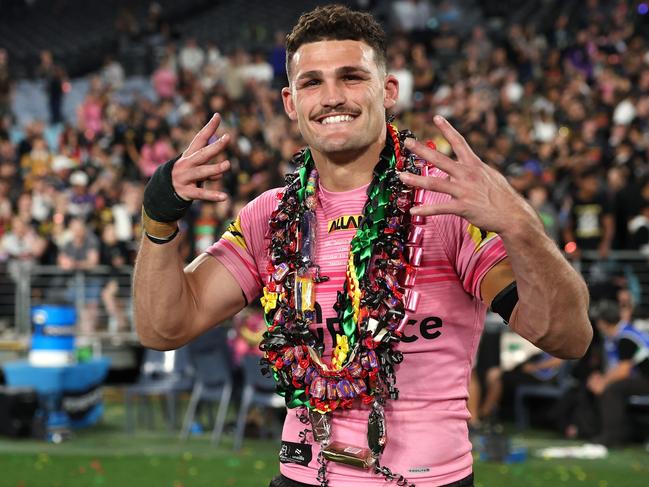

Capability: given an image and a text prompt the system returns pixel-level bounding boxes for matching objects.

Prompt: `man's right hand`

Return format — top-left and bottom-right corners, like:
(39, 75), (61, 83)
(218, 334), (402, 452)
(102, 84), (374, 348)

(172, 113), (232, 202)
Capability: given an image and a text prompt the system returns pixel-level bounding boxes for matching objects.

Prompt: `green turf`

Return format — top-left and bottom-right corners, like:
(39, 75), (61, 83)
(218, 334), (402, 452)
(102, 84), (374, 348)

(0, 400), (647, 487)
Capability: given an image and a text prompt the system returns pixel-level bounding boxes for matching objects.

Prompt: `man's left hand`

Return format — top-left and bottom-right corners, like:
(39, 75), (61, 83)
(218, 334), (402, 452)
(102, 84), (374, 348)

(399, 115), (536, 235)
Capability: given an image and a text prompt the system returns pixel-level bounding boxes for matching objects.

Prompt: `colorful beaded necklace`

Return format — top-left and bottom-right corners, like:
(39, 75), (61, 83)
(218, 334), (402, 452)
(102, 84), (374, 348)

(260, 123), (432, 486)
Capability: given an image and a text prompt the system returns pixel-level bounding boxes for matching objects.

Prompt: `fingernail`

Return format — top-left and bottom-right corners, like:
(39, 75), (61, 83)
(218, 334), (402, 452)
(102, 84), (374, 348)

(404, 138), (414, 148)
(434, 115), (444, 124)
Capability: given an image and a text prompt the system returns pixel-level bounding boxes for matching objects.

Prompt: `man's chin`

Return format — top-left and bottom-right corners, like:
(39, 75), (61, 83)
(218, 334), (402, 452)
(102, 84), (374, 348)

(311, 136), (362, 154)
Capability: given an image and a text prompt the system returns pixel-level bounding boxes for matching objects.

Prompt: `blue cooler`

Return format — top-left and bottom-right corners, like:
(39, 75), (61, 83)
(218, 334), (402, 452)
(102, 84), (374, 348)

(30, 305), (77, 366)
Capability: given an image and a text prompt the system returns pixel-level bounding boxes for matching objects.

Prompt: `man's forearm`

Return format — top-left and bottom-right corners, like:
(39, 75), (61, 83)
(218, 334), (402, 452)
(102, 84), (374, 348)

(133, 236), (196, 350)
(603, 361), (633, 387)
(501, 216), (592, 359)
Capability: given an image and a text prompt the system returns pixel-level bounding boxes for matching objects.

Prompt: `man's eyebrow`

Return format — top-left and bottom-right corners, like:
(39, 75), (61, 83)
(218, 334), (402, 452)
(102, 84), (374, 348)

(336, 66), (371, 75)
(296, 66), (372, 81)
(296, 70), (323, 81)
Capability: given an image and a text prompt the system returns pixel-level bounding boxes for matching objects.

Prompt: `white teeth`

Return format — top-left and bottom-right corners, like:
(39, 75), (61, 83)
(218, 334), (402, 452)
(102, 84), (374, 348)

(320, 114), (354, 125)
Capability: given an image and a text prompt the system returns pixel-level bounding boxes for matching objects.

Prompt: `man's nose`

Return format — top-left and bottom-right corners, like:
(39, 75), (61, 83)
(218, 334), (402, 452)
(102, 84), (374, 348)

(321, 80), (346, 108)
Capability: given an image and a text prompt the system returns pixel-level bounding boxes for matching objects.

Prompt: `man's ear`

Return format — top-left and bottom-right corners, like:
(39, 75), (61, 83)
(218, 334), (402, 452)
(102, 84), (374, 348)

(282, 87), (298, 121)
(383, 74), (399, 110)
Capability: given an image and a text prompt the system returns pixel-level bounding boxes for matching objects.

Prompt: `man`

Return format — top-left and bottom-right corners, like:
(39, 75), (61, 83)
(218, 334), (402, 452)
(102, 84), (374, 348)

(588, 301), (649, 447)
(134, 5), (591, 487)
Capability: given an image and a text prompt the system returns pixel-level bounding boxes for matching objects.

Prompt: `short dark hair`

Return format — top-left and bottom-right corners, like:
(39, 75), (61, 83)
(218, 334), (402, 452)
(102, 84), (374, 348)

(593, 300), (620, 325)
(285, 4), (387, 77)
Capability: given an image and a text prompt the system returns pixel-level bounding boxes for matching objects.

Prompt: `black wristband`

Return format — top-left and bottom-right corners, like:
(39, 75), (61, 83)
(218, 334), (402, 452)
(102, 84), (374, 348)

(145, 226), (179, 244)
(490, 281), (518, 324)
(143, 155), (192, 223)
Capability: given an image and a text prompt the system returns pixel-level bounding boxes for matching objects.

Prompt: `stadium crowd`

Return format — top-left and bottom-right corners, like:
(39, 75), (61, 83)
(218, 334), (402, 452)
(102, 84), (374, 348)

(0, 0), (648, 446)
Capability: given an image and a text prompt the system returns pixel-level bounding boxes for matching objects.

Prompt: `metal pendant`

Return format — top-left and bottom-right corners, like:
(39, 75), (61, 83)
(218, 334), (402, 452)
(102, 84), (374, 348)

(367, 402), (387, 457)
(309, 409), (332, 444)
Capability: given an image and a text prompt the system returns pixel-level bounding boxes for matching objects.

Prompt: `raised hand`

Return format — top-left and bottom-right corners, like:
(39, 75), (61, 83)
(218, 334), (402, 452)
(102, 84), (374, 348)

(398, 115), (538, 235)
(172, 113), (232, 202)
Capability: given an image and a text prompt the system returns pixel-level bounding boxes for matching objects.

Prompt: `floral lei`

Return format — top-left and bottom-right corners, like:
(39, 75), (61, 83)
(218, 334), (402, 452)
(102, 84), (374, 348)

(259, 123), (430, 415)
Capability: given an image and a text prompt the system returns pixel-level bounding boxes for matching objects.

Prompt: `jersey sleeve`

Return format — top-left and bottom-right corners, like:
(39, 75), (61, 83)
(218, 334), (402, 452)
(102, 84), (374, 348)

(617, 337), (639, 362)
(205, 189), (280, 304)
(426, 170), (508, 301)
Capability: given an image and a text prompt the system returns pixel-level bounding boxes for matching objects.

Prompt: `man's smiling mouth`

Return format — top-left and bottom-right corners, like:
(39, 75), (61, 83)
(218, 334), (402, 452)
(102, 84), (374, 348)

(318, 114), (357, 125)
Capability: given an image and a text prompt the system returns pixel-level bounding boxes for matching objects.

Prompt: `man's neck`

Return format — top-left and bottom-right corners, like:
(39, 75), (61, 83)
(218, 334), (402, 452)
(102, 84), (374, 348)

(310, 136), (386, 192)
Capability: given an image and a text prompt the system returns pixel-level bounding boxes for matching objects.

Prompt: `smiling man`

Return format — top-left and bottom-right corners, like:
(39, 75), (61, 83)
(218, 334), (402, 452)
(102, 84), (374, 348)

(133, 5), (592, 487)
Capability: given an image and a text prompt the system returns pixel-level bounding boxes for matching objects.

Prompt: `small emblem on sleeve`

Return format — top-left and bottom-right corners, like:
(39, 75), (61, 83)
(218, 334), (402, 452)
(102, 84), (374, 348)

(467, 224), (497, 250)
(222, 216), (248, 251)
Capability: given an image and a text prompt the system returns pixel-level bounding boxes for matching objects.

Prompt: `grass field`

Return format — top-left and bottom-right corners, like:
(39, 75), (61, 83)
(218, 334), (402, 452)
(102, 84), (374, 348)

(0, 398), (647, 487)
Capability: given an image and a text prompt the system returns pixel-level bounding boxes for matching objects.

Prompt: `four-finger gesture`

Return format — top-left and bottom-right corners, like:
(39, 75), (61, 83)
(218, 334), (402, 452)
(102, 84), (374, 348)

(399, 115), (538, 236)
(173, 113), (232, 202)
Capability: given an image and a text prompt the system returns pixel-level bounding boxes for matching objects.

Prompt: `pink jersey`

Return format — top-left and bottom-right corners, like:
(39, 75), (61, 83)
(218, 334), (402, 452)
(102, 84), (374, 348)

(207, 168), (507, 486)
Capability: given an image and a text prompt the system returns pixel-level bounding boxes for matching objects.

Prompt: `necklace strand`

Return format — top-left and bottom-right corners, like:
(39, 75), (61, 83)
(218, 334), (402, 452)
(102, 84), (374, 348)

(260, 123), (430, 485)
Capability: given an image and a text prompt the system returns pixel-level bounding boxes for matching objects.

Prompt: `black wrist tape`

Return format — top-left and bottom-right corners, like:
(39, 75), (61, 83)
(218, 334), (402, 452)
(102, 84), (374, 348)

(490, 281), (518, 324)
(145, 226), (180, 245)
(143, 155), (192, 222)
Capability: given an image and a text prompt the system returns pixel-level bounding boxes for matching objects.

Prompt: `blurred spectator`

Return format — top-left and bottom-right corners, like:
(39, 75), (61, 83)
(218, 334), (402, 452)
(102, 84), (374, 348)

(99, 223), (130, 331)
(76, 77), (106, 142)
(178, 38), (205, 76)
(0, 216), (46, 281)
(115, 6), (140, 51)
(228, 302), (265, 366)
(495, 352), (565, 423)
(129, 125), (175, 179)
(563, 168), (614, 259)
(20, 136), (51, 190)
(57, 217), (101, 333)
(0, 179), (13, 235)
(391, 0), (431, 32)
(269, 31), (288, 86)
(628, 200), (649, 254)
(152, 55), (178, 101)
(67, 170), (96, 219)
(527, 184), (560, 243)
(36, 50), (67, 125)
(100, 55), (126, 92)
(239, 50), (274, 86)
(589, 300), (649, 447)
(0, 48), (13, 121)
(389, 52), (414, 113)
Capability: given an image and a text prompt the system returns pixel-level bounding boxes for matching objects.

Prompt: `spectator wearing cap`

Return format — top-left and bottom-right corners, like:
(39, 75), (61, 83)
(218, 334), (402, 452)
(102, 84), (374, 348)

(588, 301), (649, 447)
(67, 170), (96, 220)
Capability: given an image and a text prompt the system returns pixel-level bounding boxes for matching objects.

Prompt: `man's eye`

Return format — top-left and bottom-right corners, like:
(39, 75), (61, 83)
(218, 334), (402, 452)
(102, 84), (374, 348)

(343, 75), (362, 81)
(303, 79), (320, 87)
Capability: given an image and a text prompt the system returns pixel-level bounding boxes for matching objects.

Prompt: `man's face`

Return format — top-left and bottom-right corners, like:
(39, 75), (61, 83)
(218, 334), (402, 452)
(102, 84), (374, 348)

(282, 40), (398, 159)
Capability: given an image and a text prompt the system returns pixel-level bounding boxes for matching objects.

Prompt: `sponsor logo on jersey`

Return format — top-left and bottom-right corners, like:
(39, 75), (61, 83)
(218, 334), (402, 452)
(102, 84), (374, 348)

(328, 215), (364, 233)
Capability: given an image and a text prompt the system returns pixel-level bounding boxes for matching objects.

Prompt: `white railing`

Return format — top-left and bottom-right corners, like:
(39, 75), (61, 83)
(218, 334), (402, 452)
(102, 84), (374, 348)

(0, 264), (134, 338)
(2, 250), (649, 339)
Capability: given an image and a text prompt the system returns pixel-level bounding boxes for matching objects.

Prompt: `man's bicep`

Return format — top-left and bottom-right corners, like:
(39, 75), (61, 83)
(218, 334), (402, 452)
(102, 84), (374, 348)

(480, 258), (515, 307)
(184, 253), (247, 335)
